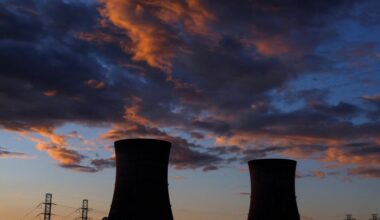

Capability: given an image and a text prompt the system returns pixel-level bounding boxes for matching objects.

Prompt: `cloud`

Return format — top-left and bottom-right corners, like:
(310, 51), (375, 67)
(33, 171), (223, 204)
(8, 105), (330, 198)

(245, 35), (293, 56)
(0, 148), (34, 159)
(76, 31), (116, 44)
(348, 167), (380, 178)
(311, 170), (327, 179)
(91, 157), (115, 171)
(362, 94), (380, 102)
(296, 170), (339, 179)
(84, 79), (106, 89)
(14, 126), (99, 172)
(44, 90), (58, 97)
(60, 164), (98, 173)
(0, 0), (379, 177)
(100, 98), (223, 170)
(309, 101), (360, 117)
(98, 0), (215, 73)
(362, 93), (380, 120)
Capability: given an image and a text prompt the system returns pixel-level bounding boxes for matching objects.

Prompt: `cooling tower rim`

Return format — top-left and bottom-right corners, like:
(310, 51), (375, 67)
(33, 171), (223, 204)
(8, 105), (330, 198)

(115, 138), (171, 147)
(248, 158), (296, 165)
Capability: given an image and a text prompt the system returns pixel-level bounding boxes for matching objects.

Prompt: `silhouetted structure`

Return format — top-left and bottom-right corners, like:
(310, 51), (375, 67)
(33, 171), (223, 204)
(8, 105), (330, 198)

(344, 214), (356, 220)
(43, 193), (53, 220)
(370, 214), (379, 220)
(107, 139), (174, 220)
(248, 159), (300, 220)
(80, 199), (88, 220)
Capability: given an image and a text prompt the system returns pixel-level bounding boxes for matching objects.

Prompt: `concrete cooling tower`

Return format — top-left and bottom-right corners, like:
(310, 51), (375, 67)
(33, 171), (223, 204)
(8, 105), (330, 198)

(248, 159), (300, 220)
(107, 138), (174, 220)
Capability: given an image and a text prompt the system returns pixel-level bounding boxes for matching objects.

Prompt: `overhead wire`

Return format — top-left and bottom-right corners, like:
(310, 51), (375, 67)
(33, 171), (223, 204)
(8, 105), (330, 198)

(19, 203), (41, 220)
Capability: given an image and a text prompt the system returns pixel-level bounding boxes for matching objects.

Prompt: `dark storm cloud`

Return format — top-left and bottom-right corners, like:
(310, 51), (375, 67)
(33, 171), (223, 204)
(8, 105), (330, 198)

(209, 145), (242, 155)
(170, 145), (222, 170)
(203, 0), (354, 34)
(189, 131), (205, 139)
(0, 0), (144, 172)
(344, 142), (380, 157)
(241, 144), (327, 162)
(91, 140), (224, 171)
(101, 122), (223, 170)
(233, 107), (380, 141)
(202, 0), (356, 58)
(175, 43), (298, 111)
(0, 2), (161, 131)
(1, 0), (380, 176)
(242, 146), (285, 159)
(281, 89), (331, 105)
(0, 2), (42, 41)
(309, 101), (360, 117)
(0, 0), (130, 130)
(0, 39), (127, 129)
(362, 94), (380, 120)
(191, 119), (232, 136)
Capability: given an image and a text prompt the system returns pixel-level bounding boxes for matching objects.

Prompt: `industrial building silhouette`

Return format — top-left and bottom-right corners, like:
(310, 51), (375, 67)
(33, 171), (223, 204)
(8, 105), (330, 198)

(247, 159), (300, 220)
(107, 139), (174, 220)
(105, 138), (300, 220)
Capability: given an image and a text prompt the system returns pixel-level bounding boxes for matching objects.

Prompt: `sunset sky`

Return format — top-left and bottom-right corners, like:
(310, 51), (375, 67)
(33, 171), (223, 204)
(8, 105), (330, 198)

(1, 0), (380, 219)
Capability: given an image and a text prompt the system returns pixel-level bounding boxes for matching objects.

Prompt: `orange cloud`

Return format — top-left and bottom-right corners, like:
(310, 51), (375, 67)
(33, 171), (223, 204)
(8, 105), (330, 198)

(243, 34), (293, 57)
(324, 146), (380, 166)
(101, 96), (155, 140)
(36, 141), (82, 165)
(144, 0), (216, 37)
(254, 36), (292, 56)
(84, 79), (106, 89)
(213, 128), (380, 179)
(43, 90), (57, 97)
(16, 126), (89, 168)
(30, 127), (66, 146)
(362, 93), (380, 101)
(123, 96), (153, 126)
(100, 111), (162, 141)
(311, 170), (326, 179)
(98, 0), (215, 73)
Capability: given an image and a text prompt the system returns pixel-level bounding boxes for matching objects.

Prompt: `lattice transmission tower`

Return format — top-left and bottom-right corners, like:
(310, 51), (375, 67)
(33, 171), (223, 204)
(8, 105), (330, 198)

(80, 199), (89, 220)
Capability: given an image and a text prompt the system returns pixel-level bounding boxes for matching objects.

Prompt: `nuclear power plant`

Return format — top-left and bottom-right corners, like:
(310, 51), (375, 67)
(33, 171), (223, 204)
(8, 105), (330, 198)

(247, 159), (300, 220)
(106, 139), (300, 220)
(22, 139), (374, 220)
(107, 138), (174, 220)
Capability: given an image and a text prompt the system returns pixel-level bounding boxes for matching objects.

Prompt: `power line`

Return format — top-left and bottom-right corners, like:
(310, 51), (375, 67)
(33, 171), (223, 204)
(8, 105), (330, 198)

(32, 214), (40, 220)
(56, 204), (78, 210)
(19, 203), (41, 220)
(89, 208), (108, 214)
(60, 209), (79, 220)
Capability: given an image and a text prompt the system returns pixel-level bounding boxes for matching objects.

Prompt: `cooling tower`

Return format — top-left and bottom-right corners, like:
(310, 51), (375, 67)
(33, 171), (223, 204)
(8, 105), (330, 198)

(248, 159), (300, 220)
(108, 139), (174, 220)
